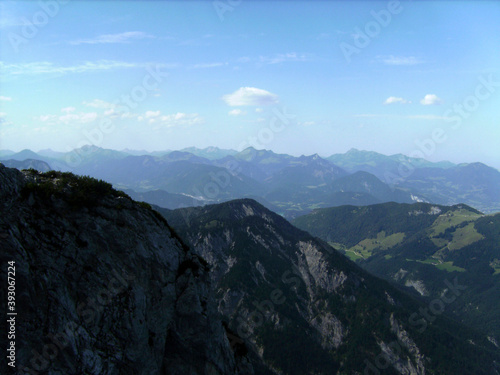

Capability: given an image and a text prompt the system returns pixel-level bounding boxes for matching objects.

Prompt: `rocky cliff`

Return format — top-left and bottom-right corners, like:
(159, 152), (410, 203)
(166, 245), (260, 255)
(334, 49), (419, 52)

(0, 164), (253, 375)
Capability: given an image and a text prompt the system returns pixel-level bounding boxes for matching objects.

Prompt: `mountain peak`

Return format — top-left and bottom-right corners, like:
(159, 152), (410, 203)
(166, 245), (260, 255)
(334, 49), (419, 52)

(75, 144), (103, 152)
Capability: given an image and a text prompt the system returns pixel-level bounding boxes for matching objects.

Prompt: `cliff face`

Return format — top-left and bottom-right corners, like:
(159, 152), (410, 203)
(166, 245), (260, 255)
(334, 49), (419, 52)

(0, 164), (253, 375)
(161, 200), (422, 374)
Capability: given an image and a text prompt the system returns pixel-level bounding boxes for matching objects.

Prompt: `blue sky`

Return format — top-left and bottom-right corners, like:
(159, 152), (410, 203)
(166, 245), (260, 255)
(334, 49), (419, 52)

(1, 0), (499, 168)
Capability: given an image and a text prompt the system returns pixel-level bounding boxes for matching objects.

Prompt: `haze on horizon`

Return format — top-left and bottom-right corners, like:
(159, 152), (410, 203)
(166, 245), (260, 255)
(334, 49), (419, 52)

(1, 0), (499, 169)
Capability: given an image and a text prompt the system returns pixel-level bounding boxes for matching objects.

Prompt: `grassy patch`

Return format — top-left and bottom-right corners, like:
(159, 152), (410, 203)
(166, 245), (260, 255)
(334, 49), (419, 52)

(344, 250), (365, 262)
(410, 259), (466, 273)
(447, 222), (484, 250)
(428, 208), (482, 237)
(435, 261), (466, 273)
(346, 231), (405, 259)
(417, 258), (440, 265)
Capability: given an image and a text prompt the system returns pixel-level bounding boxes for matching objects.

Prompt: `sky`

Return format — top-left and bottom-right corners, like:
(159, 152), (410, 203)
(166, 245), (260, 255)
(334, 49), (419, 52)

(1, 0), (499, 169)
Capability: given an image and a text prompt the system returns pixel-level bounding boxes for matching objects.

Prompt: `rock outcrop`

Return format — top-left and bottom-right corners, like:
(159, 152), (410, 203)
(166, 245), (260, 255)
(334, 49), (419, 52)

(0, 164), (253, 375)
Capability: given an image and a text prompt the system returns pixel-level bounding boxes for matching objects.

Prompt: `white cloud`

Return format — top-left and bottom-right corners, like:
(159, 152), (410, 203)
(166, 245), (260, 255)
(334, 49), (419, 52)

(259, 52), (309, 65)
(36, 111), (98, 124)
(222, 87), (279, 106)
(70, 31), (154, 45)
(37, 114), (57, 122)
(420, 94), (442, 105)
(61, 107), (76, 113)
(377, 55), (424, 66)
(145, 110), (160, 118)
(78, 113), (98, 123)
(255, 108), (264, 113)
(384, 96), (410, 105)
(83, 99), (116, 109)
(138, 111), (203, 128)
(104, 109), (118, 117)
(0, 96), (12, 101)
(228, 109), (246, 116)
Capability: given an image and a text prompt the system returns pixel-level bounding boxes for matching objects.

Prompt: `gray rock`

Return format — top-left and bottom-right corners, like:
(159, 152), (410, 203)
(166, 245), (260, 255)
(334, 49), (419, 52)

(0, 165), (253, 375)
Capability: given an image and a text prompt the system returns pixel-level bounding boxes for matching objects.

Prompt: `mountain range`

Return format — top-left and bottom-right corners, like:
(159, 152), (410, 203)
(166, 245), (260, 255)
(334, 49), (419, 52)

(1, 164), (499, 374)
(159, 198), (500, 374)
(2, 146), (500, 216)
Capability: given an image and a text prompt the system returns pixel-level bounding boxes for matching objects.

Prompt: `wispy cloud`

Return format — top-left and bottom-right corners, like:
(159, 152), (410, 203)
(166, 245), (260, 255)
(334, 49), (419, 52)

(0, 96), (12, 101)
(34, 105), (204, 129)
(83, 99), (116, 109)
(137, 111), (204, 128)
(420, 94), (443, 105)
(145, 110), (161, 118)
(384, 96), (410, 104)
(1, 61), (178, 77)
(376, 55), (424, 66)
(222, 87), (279, 106)
(354, 114), (392, 118)
(35, 110), (98, 125)
(70, 31), (155, 45)
(0, 11), (26, 29)
(406, 114), (450, 120)
(354, 113), (450, 120)
(61, 107), (76, 113)
(189, 62), (227, 69)
(259, 52), (310, 65)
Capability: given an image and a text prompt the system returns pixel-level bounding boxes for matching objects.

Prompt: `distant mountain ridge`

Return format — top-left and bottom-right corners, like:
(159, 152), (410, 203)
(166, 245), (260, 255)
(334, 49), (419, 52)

(1, 146), (499, 214)
(327, 148), (456, 177)
(1, 158), (52, 172)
